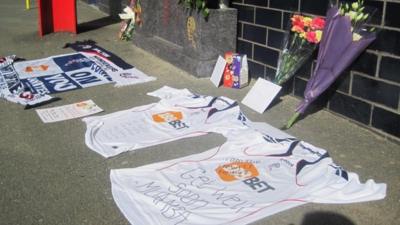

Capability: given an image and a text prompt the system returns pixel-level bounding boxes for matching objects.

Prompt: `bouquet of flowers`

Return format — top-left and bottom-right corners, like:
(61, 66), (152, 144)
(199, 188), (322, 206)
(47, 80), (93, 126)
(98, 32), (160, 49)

(273, 15), (326, 85)
(286, 0), (376, 128)
(119, 0), (142, 41)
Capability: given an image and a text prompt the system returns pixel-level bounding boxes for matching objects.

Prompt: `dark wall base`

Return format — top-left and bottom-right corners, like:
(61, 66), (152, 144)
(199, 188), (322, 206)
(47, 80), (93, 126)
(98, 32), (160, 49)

(81, 0), (237, 77)
(132, 1), (237, 77)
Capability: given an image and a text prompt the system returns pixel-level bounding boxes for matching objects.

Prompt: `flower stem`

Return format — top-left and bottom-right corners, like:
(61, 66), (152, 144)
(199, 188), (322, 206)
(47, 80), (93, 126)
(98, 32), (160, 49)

(286, 112), (300, 129)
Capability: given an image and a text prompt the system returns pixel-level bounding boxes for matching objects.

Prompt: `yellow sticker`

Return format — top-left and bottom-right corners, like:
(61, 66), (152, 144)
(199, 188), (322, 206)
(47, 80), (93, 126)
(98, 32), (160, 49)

(187, 16), (197, 49)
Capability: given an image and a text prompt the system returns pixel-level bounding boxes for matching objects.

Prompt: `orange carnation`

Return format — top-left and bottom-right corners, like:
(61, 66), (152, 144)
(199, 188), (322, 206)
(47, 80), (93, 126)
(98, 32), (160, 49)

(303, 17), (313, 27)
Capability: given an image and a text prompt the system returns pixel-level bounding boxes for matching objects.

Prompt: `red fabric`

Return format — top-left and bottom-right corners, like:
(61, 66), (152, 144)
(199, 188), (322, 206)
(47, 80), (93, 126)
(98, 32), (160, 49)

(38, 0), (77, 36)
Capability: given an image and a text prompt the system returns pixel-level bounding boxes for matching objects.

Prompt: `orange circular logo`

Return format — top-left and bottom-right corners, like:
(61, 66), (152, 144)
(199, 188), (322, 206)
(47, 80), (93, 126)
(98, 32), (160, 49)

(152, 111), (183, 123)
(215, 162), (259, 182)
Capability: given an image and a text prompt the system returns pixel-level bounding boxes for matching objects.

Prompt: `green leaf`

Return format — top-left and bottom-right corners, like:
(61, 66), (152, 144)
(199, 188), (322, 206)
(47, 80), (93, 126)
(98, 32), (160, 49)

(202, 8), (210, 18)
(178, 0), (210, 20)
(355, 13), (364, 22)
(352, 2), (359, 10)
(196, 0), (202, 9)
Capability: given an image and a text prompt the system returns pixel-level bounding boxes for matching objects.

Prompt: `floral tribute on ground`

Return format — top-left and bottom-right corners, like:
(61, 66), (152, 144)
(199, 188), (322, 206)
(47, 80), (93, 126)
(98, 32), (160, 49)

(273, 15), (325, 86)
(119, 0), (142, 41)
(286, 0), (376, 128)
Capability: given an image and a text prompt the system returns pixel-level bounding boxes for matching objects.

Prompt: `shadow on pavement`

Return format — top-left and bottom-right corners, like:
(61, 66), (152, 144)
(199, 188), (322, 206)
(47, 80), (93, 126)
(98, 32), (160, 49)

(78, 16), (120, 33)
(295, 211), (356, 225)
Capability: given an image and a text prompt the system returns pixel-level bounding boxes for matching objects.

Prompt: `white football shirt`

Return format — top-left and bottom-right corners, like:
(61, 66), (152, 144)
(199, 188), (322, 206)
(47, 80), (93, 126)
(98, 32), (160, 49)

(83, 86), (248, 158)
(110, 123), (386, 225)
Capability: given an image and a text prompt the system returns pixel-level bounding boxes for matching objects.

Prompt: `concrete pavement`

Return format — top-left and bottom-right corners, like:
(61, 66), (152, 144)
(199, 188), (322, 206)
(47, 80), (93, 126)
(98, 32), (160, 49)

(0, 1), (398, 225)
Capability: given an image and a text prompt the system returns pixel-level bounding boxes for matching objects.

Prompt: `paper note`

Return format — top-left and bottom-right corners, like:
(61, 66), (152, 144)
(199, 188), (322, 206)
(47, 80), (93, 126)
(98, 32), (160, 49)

(210, 56), (226, 87)
(241, 78), (282, 113)
(36, 100), (103, 123)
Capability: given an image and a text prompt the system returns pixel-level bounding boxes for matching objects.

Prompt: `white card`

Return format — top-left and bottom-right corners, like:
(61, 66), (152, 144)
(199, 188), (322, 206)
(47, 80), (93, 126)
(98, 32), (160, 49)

(241, 78), (282, 113)
(36, 100), (103, 123)
(210, 56), (226, 87)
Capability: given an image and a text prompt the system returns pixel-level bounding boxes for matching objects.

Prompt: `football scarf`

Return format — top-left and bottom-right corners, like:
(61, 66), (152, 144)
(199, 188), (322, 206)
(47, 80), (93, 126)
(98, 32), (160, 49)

(0, 41), (155, 106)
(14, 52), (114, 95)
(0, 55), (53, 106)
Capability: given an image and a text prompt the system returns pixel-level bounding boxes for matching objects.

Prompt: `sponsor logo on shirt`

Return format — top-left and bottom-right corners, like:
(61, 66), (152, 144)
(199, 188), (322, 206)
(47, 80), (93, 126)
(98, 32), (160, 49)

(215, 162), (275, 193)
(216, 162), (258, 182)
(152, 111), (189, 129)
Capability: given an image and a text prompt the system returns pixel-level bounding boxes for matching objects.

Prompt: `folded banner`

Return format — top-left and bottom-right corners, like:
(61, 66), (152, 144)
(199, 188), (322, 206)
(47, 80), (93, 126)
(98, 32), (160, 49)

(0, 55), (54, 106)
(0, 42), (155, 106)
(65, 41), (156, 87)
(111, 123), (386, 225)
(14, 53), (114, 95)
(83, 86), (249, 158)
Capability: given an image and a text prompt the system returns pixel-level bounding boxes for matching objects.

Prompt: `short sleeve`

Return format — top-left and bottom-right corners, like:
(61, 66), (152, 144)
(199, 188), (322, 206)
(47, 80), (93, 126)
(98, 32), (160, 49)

(307, 171), (386, 204)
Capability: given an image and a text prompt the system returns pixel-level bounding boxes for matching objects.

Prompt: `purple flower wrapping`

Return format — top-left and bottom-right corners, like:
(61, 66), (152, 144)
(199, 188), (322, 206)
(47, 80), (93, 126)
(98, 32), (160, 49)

(295, 7), (376, 114)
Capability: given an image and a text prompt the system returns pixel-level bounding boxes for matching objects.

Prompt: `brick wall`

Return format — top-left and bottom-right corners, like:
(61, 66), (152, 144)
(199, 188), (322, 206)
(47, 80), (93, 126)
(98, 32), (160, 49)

(232, 0), (400, 141)
(82, 0), (399, 141)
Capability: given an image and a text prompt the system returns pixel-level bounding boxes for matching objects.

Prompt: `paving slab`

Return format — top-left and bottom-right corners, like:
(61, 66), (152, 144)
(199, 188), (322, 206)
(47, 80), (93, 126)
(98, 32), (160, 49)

(0, 1), (398, 225)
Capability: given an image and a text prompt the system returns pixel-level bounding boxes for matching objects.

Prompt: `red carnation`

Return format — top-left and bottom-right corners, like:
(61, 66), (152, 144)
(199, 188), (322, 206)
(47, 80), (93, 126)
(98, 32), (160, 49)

(291, 15), (305, 29)
(311, 17), (325, 30)
(306, 31), (318, 43)
(291, 25), (305, 34)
